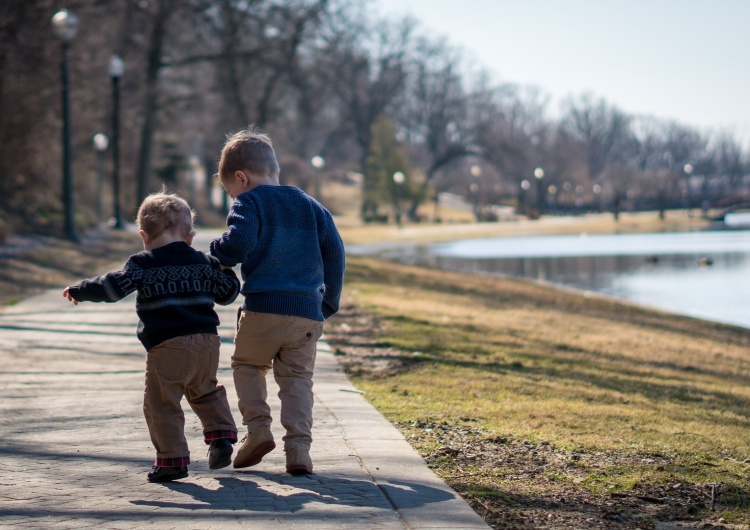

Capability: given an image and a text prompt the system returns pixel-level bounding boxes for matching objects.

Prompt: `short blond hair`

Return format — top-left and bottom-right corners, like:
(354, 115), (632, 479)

(136, 190), (196, 239)
(218, 125), (280, 183)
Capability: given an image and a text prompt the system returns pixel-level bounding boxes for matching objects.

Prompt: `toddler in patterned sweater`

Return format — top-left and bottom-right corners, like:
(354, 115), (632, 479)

(63, 191), (240, 483)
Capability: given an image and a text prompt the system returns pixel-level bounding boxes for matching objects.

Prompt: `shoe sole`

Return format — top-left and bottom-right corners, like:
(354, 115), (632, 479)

(286, 465), (312, 475)
(148, 471), (189, 483)
(233, 441), (276, 469)
(209, 445), (233, 470)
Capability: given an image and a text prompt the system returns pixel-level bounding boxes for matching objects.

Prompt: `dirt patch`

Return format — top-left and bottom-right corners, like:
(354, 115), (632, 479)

(326, 302), (425, 378)
(400, 421), (732, 530)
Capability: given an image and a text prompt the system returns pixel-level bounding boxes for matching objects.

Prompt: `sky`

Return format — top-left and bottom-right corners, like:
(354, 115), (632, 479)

(375, 0), (750, 141)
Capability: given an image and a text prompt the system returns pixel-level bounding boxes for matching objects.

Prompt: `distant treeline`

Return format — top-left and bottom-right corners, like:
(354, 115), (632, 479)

(1, 0), (747, 236)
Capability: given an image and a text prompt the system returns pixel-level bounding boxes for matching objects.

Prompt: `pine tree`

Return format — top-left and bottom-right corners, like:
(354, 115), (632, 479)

(362, 114), (416, 222)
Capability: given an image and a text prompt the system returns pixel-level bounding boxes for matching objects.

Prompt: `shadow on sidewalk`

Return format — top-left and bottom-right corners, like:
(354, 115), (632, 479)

(0, 322), (135, 339)
(0, 443), (147, 465)
(130, 473), (453, 512)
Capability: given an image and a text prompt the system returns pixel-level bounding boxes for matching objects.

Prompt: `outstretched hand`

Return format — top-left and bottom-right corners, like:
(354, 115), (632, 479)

(62, 288), (79, 305)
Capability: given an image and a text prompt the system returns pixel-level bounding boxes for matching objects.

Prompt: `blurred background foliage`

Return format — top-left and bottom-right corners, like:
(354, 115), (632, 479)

(1, 0), (748, 239)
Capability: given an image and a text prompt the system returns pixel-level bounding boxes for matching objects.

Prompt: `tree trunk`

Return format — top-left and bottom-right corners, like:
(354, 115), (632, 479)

(135, 2), (170, 208)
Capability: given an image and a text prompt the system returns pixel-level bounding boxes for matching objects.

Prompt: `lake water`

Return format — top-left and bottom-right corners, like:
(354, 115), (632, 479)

(349, 230), (750, 330)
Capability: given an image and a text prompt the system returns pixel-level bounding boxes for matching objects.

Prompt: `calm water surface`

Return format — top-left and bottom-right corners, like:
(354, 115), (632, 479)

(350, 230), (750, 330)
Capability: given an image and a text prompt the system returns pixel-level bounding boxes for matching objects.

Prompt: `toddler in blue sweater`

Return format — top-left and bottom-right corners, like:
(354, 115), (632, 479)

(210, 126), (345, 474)
(64, 191), (240, 482)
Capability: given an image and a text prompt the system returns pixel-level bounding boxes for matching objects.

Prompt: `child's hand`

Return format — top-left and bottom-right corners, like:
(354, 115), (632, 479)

(62, 288), (79, 305)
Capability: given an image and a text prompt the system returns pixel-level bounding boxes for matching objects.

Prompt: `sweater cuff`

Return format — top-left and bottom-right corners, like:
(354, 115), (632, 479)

(209, 238), (237, 267)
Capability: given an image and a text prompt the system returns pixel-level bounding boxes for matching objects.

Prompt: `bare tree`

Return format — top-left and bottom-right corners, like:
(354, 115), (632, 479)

(0, 0), (127, 235)
(560, 94), (631, 183)
(317, 13), (413, 215)
(560, 94), (634, 219)
(397, 36), (479, 219)
(127, 0), (187, 206)
(713, 131), (747, 194)
(0, 0), (60, 232)
(322, 14), (413, 163)
(544, 126), (587, 213)
(473, 83), (552, 215)
(632, 117), (671, 218)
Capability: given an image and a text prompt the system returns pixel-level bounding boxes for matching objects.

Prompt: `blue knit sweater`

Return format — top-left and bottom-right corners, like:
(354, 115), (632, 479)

(67, 241), (240, 350)
(209, 185), (345, 321)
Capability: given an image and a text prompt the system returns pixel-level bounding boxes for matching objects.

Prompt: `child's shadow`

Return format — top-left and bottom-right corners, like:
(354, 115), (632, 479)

(130, 473), (452, 513)
(131, 476), (317, 513)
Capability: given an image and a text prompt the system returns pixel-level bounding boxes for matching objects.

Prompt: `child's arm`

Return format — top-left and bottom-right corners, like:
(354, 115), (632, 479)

(62, 260), (140, 305)
(210, 196), (259, 266)
(319, 214), (346, 319)
(212, 263), (241, 306)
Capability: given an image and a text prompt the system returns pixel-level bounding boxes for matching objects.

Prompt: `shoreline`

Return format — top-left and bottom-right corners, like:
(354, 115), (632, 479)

(336, 210), (713, 245)
(341, 211), (750, 333)
(358, 249), (750, 334)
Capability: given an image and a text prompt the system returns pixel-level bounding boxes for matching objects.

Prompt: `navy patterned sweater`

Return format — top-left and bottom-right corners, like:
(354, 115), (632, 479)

(66, 241), (240, 350)
(210, 185), (345, 321)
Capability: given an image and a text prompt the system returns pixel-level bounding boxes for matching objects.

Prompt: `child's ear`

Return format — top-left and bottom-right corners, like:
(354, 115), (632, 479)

(235, 170), (248, 185)
(139, 229), (151, 244)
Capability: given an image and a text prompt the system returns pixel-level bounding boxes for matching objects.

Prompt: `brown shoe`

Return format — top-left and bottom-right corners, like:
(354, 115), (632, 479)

(286, 446), (313, 475)
(233, 426), (275, 469)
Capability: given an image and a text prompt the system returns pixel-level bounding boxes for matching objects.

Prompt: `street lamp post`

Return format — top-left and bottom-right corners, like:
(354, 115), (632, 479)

(683, 163), (693, 217)
(392, 171), (405, 227)
(533, 167), (545, 214)
(547, 184), (558, 212)
(310, 155), (325, 201)
(51, 9), (80, 242)
(593, 184), (602, 212)
(109, 55), (125, 228)
(520, 179), (530, 215)
(92, 133), (109, 223)
(575, 184), (584, 211)
(470, 164), (482, 221)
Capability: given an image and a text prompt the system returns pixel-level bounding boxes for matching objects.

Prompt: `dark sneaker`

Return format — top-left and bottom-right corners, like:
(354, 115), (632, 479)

(147, 465), (188, 483)
(208, 438), (233, 470)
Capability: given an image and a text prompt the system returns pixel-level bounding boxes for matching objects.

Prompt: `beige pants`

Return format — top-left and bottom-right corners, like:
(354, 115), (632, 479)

(232, 311), (324, 450)
(143, 333), (237, 459)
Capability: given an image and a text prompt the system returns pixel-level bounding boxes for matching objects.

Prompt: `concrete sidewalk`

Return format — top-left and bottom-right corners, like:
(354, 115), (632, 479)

(0, 285), (488, 528)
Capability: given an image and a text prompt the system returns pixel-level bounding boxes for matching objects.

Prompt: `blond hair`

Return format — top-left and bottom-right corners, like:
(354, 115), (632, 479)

(218, 125), (280, 182)
(136, 189), (196, 239)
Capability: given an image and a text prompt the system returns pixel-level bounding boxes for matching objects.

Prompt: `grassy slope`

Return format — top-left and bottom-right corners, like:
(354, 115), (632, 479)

(329, 212), (750, 528)
(338, 256), (750, 452)
(0, 229), (142, 306)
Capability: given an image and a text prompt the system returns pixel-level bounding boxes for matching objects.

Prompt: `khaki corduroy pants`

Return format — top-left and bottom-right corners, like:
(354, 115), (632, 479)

(143, 333), (237, 459)
(232, 311), (324, 450)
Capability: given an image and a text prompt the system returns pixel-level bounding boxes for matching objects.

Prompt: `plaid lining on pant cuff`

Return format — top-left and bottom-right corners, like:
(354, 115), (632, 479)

(155, 456), (190, 467)
(204, 429), (238, 444)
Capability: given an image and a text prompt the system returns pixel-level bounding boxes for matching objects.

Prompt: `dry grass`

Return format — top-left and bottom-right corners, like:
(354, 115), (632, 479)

(326, 256), (750, 528)
(0, 229), (142, 306)
(337, 257), (750, 454)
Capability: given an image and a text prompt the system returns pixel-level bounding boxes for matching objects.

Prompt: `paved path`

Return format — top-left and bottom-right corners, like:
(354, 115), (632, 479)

(0, 247), (488, 528)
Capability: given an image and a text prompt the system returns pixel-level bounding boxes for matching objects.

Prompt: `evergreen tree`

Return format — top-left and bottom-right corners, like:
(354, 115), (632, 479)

(362, 114), (417, 222)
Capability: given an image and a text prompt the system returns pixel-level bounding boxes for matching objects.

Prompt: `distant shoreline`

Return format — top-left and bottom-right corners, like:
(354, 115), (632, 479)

(337, 210), (712, 246)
